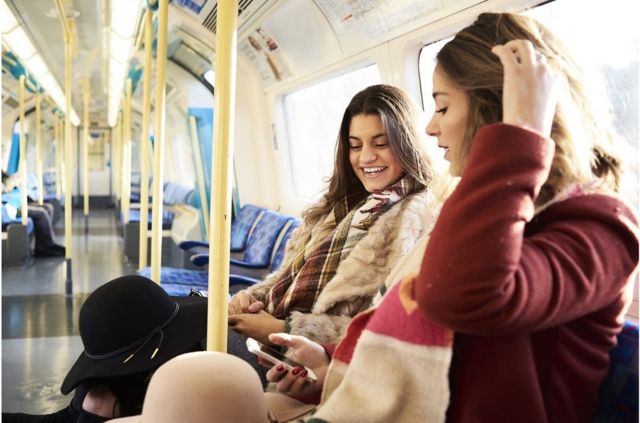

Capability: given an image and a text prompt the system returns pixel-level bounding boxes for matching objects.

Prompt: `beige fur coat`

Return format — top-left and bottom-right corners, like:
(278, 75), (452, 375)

(246, 189), (439, 343)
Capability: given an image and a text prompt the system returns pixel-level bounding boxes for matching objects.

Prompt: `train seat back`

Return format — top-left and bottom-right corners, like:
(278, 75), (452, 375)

(230, 204), (265, 252)
(594, 319), (639, 422)
(230, 210), (292, 271)
(228, 218), (301, 289)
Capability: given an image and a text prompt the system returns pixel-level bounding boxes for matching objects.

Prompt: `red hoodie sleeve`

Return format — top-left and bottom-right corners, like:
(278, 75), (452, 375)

(416, 124), (639, 335)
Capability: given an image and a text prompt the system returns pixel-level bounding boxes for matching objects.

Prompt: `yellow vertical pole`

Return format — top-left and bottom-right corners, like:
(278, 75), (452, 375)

(55, 0), (74, 295)
(114, 114), (122, 201)
(138, 9), (153, 270)
(55, 116), (62, 198)
(121, 78), (132, 224)
(63, 33), (73, 260)
(207, 0), (238, 352)
(18, 75), (28, 226)
(188, 116), (210, 238)
(82, 80), (90, 215)
(150, 0), (169, 283)
(35, 94), (43, 205)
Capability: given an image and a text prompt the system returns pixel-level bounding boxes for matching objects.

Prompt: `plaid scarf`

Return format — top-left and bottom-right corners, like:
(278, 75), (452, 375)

(266, 178), (416, 319)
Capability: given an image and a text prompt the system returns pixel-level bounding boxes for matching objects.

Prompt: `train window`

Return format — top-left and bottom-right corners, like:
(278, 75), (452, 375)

(283, 64), (381, 199)
(418, 38), (450, 115)
(524, 0), (639, 203)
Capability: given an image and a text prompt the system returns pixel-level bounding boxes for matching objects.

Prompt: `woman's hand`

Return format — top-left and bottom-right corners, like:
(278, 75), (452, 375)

(228, 290), (264, 315)
(491, 39), (561, 138)
(228, 311), (284, 344)
(82, 384), (120, 418)
(265, 333), (330, 397)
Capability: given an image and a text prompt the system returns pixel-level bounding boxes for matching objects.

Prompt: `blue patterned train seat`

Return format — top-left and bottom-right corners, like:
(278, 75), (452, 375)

(230, 210), (292, 270)
(138, 266), (207, 287)
(230, 204), (265, 252)
(594, 319), (639, 423)
(125, 209), (174, 229)
(229, 219), (300, 287)
(177, 205), (265, 256)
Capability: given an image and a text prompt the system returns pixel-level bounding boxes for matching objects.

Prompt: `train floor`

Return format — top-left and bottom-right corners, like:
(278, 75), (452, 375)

(2, 207), (137, 414)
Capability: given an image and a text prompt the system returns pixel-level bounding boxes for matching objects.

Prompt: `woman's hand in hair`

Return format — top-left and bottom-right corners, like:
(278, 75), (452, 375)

(491, 39), (560, 138)
(228, 290), (264, 315)
(228, 311), (284, 344)
(266, 333), (330, 397)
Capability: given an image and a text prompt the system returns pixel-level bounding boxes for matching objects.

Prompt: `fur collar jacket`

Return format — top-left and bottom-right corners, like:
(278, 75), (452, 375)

(246, 189), (440, 343)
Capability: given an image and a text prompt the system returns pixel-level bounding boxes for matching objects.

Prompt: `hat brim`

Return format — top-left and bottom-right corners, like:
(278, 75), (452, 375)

(61, 296), (207, 395)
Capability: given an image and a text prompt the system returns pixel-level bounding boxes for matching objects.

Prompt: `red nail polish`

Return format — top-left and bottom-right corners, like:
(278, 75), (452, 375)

(291, 368), (300, 375)
(276, 364), (284, 372)
(300, 370), (308, 377)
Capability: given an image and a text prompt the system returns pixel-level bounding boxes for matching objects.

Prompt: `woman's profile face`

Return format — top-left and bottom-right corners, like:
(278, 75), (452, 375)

(348, 113), (405, 192)
(426, 65), (470, 177)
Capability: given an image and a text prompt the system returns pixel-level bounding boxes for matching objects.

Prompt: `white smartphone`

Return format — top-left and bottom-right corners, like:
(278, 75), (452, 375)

(245, 337), (317, 382)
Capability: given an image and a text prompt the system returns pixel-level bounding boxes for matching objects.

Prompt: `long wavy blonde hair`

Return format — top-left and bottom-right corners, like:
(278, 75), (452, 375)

(436, 12), (622, 205)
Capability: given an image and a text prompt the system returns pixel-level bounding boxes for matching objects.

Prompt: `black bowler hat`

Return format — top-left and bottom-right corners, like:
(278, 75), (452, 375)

(61, 275), (207, 395)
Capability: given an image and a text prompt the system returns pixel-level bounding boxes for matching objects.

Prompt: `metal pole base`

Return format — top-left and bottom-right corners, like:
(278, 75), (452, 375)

(65, 257), (73, 297)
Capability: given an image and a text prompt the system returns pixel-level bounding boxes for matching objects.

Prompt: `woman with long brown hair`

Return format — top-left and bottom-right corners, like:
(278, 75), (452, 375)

(227, 84), (448, 345)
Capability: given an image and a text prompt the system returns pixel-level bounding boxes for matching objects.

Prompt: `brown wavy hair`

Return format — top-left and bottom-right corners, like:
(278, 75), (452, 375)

(303, 84), (436, 226)
(436, 12), (622, 205)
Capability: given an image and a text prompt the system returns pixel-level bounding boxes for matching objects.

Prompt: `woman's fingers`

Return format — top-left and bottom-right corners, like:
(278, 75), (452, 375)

(266, 363), (287, 381)
(269, 332), (299, 348)
(491, 39), (560, 137)
(272, 367), (311, 395)
(491, 44), (519, 69)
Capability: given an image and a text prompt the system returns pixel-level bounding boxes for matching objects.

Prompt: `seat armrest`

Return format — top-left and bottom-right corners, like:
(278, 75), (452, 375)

(229, 274), (260, 286)
(179, 240), (210, 251)
(230, 258), (269, 269)
(190, 253), (209, 267)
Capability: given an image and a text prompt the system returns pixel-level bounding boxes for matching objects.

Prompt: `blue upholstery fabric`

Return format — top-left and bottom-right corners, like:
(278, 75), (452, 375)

(226, 218), (300, 286)
(270, 219), (300, 271)
(125, 210), (173, 229)
(594, 320), (639, 423)
(163, 182), (193, 205)
(1, 205), (34, 235)
(230, 205), (264, 252)
(231, 210), (292, 268)
(138, 266), (207, 286)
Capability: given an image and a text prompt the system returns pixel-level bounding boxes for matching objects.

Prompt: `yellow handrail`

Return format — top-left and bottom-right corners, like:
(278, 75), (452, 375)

(18, 75), (28, 226)
(114, 114), (122, 201)
(82, 79), (90, 215)
(35, 94), (43, 205)
(188, 116), (210, 239)
(138, 9), (153, 271)
(56, 0), (74, 260)
(150, 0), (169, 284)
(121, 79), (132, 224)
(55, 116), (62, 198)
(207, 0), (238, 352)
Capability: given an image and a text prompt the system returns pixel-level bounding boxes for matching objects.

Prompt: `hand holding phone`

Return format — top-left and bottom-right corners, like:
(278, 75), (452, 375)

(245, 337), (317, 382)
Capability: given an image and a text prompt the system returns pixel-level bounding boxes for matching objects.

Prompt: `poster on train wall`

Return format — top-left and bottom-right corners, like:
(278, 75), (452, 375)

(313, 0), (481, 52)
(239, 27), (293, 86)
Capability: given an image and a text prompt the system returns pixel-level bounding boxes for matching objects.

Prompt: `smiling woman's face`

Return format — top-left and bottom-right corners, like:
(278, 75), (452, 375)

(348, 114), (405, 192)
(426, 65), (470, 177)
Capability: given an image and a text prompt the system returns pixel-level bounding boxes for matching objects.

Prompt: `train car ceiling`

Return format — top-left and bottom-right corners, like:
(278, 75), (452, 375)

(173, 0), (487, 88)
